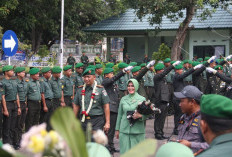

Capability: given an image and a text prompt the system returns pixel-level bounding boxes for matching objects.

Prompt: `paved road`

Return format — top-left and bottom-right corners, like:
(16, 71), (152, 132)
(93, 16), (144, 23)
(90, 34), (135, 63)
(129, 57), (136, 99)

(112, 115), (176, 157)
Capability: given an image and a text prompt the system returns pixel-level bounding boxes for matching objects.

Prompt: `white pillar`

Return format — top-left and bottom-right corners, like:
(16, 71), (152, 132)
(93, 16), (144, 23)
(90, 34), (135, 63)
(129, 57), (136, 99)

(60, 0), (64, 77)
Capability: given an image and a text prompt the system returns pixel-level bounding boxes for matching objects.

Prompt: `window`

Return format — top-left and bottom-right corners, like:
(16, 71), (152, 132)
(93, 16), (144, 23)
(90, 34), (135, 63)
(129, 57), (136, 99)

(193, 45), (225, 58)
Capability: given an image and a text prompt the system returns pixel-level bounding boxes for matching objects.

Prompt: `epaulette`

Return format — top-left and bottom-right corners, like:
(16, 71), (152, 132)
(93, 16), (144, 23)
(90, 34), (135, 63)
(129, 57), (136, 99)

(96, 85), (103, 88)
(78, 85), (84, 88)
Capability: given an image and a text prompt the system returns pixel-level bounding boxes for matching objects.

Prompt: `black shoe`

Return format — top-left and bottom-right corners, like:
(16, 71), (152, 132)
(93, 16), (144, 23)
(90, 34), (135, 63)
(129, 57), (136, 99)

(173, 130), (178, 135)
(111, 148), (120, 153)
(162, 135), (169, 139)
(155, 134), (163, 140)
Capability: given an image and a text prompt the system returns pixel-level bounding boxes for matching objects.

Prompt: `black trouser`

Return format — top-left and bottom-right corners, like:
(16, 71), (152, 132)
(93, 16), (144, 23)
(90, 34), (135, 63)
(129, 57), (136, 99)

(39, 99), (54, 130)
(81, 115), (105, 131)
(0, 102), (3, 139)
(3, 101), (17, 144)
(25, 100), (41, 132)
(145, 86), (154, 101)
(64, 96), (73, 108)
(15, 101), (27, 147)
(173, 99), (183, 133)
(53, 98), (61, 111)
(107, 112), (117, 150)
(154, 103), (168, 136)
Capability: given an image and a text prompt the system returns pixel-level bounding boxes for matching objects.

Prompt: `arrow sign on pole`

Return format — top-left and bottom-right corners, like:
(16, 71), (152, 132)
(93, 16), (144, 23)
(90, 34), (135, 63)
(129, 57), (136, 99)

(2, 30), (18, 57)
(4, 35), (16, 52)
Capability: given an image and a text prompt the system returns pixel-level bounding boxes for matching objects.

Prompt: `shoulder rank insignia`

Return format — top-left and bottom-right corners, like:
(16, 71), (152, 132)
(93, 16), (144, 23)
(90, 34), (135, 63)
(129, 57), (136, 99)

(194, 118), (199, 123)
(192, 122), (198, 126)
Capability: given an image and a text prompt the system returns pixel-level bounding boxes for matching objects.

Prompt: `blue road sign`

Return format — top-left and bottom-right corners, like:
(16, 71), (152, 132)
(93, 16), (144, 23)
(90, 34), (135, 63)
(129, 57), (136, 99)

(2, 30), (18, 57)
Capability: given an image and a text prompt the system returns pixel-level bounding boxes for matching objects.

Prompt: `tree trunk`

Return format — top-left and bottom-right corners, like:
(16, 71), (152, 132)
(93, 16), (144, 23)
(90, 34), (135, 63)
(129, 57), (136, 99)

(171, 4), (196, 60)
(31, 27), (42, 53)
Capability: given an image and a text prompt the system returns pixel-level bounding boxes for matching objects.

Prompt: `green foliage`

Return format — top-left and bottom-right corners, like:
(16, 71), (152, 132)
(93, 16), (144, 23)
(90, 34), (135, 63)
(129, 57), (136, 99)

(152, 43), (171, 62)
(122, 139), (157, 157)
(0, 0), (18, 17)
(50, 107), (88, 157)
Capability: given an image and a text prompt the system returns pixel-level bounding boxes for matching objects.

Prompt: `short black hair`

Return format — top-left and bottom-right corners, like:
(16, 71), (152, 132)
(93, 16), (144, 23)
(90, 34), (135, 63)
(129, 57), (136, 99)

(201, 113), (232, 135)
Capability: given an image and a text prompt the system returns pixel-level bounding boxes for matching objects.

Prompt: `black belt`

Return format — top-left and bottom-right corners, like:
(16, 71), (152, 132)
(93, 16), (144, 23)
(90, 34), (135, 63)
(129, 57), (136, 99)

(6, 101), (16, 103)
(45, 99), (52, 101)
(28, 100), (41, 103)
(83, 115), (103, 120)
(184, 81), (192, 83)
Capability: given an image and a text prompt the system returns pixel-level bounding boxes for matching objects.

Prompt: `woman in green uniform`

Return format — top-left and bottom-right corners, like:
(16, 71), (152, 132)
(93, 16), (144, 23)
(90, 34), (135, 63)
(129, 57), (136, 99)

(115, 78), (146, 154)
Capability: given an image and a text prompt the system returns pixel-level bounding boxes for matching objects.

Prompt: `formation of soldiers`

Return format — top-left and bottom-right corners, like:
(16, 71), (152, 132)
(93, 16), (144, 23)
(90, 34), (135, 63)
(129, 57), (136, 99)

(1, 53), (232, 155)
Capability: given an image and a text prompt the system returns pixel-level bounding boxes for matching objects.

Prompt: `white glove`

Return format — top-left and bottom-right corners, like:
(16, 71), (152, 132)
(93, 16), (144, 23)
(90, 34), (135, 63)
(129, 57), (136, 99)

(173, 61), (181, 66)
(230, 64), (232, 68)
(226, 55), (232, 61)
(146, 60), (156, 68)
(193, 64), (203, 70)
(206, 67), (217, 74)
(208, 56), (216, 63)
(123, 66), (133, 73)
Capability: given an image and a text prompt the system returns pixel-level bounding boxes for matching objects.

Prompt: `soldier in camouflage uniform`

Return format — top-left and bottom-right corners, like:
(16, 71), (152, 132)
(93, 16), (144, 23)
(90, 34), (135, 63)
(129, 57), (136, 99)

(72, 63), (84, 92)
(95, 64), (103, 85)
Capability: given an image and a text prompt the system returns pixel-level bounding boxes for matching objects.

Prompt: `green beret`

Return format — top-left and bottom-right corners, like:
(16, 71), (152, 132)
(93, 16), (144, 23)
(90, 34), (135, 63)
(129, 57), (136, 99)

(29, 68), (40, 75)
(75, 63), (84, 68)
(82, 68), (95, 76)
(106, 63), (114, 68)
(129, 62), (137, 66)
(201, 94), (232, 118)
(214, 65), (223, 70)
(155, 63), (165, 71)
(14, 67), (25, 73)
(51, 66), (62, 73)
(220, 58), (224, 62)
(215, 59), (221, 64)
(188, 60), (193, 64)
(95, 64), (103, 69)
(197, 58), (203, 62)
(103, 68), (114, 74)
(131, 66), (141, 73)
(140, 63), (146, 67)
(2, 65), (14, 72)
(63, 65), (72, 71)
(118, 62), (128, 69)
(170, 61), (176, 65)
(204, 57), (210, 61)
(203, 61), (207, 64)
(164, 58), (171, 63)
(192, 61), (200, 67)
(174, 64), (183, 70)
(87, 65), (96, 70)
(183, 60), (188, 64)
(41, 67), (51, 73)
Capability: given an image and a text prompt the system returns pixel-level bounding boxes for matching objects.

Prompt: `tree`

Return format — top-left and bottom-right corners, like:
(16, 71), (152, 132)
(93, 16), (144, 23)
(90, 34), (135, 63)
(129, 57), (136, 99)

(0, 0), (126, 56)
(152, 43), (171, 62)
(125, 0), (231, 60)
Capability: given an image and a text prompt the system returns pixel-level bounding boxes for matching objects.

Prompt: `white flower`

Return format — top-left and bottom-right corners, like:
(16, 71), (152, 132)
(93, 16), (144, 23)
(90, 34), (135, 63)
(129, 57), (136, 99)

(93, 130), (108, 146)
(2, 144), (15, 154)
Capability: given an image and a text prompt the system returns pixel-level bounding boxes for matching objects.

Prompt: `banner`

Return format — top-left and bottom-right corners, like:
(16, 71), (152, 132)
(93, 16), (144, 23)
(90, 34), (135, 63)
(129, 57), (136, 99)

(2, 50), (26, 61)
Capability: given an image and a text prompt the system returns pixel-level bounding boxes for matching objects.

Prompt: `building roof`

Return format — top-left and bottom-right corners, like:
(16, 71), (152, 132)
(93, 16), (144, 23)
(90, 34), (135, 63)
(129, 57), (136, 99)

(83, 7), (232, 33)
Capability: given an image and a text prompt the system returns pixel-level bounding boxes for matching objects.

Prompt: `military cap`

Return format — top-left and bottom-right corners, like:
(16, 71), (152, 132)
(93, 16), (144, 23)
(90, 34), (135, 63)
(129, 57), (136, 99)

(204, 57), (210, 61)
(29, 68), (40, 75)
(103, 68), (114, 74)
(188, 60), (193, 64)
(156, 142), (194, 157)
(192, 61), (200, 67)
(118, 62), (128, 69)
(155, 63), (165, 71)
(170, 61), (176, 65)
(183, 60), (189, 64)
(82, 68), (95, 76)
(63, 65), (72, 71)
(140, 63), (146, 67)
(201, 94), (232, 118)
(131, 66), (141, 73)
(174, 64), (183, 70)
(41, 67), (51, 73)
(14, 67), (25, 73)
(96, 53), (100, 55)
(106, 63), (114, 68)
(51, 66), (62, 73)
(203, 61), (207, 64)
(2, 65), (14, 72)
(214, 65), (223, 70)
(197, 58), (203, 62)
(75, 63), (84, 68)
(164, 58), (171, 63)
(129, 62), (137, 66)
(95, 64), (103, 69)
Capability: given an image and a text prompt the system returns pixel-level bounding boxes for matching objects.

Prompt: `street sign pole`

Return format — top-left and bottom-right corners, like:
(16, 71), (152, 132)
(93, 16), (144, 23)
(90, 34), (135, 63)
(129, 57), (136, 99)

(60, 0), (64, 77)
(8, 57), (11, 65)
